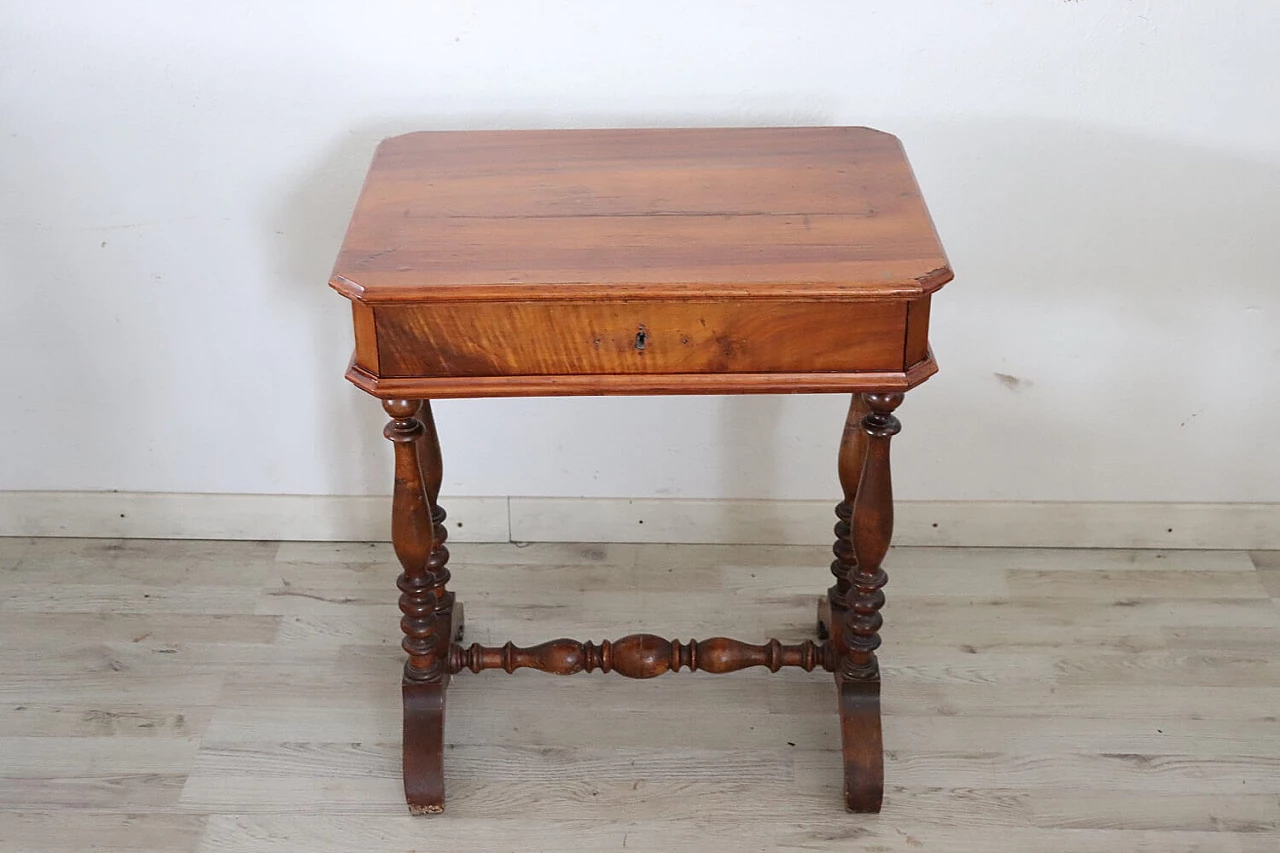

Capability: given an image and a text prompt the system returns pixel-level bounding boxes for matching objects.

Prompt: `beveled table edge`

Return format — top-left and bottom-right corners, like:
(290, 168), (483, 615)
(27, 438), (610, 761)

(329, 267), (954, 305)
(344, 352), (939, 399)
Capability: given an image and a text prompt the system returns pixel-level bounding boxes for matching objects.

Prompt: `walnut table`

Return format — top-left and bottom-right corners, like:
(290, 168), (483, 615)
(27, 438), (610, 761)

(329, 127), (954, 814)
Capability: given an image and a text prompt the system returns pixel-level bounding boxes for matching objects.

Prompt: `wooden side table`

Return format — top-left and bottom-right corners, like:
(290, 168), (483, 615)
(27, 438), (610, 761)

(330, 127), (954, 814)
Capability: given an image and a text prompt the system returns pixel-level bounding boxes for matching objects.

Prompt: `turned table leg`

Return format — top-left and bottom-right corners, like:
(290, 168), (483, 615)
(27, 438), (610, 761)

(836, 391), (903, 813)
(383, 399), (456, 815)
(818, 394), (871, 649)
(415, 397), (463, 646)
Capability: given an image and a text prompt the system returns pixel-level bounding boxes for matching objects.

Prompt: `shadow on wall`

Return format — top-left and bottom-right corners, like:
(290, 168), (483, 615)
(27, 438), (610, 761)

(269, 125), (401, 498)
(266, 116), (1280, 510)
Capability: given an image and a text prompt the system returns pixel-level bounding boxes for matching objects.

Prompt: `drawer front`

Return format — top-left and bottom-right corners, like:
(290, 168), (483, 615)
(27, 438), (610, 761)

(375, 300), (907, 378)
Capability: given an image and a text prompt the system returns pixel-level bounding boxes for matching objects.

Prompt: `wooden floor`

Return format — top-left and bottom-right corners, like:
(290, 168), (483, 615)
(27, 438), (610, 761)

(1, 538), (1278, 852)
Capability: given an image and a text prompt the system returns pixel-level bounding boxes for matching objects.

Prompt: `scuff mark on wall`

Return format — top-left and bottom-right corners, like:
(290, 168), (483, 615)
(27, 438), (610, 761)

(994, 372), (1032, 391)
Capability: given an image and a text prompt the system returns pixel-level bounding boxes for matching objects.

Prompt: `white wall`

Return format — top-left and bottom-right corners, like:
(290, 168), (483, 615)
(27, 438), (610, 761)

(3, 1), (1278, 505)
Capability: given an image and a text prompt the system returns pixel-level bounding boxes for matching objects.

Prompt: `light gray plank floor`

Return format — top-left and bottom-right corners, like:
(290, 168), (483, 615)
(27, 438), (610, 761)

(0, 537), (1277, 851)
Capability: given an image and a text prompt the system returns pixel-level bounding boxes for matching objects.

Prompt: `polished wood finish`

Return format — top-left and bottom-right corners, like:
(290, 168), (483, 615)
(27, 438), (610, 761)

(350, 301), (380, 375)
(333, 127), (951, 401)
(843, 392), (902, 680)
(837, 677), (885, 813)
(820, 394), (871, 649)
(450, 635), (836, 677)
(331, 127), (951, 305)
(346, 355), (939, 400)
(382, 399), (455, 814)
(333, 127), (954, 814)
(838, 391), (903, 812)
(375, 300), (907, 378)
(904, 296), (932, 368)
(382, 399), (449, 681)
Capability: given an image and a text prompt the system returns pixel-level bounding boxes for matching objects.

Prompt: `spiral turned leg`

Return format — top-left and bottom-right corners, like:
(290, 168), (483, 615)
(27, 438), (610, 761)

(819, 394), (871, 648)
(384, 399), (454, 815)
(836, 391), (902, 813)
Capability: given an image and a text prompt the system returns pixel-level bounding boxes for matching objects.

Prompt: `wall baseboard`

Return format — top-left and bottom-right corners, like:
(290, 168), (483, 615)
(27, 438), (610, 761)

(0, 492), (508, 543)
(0, 491), (1277, 549)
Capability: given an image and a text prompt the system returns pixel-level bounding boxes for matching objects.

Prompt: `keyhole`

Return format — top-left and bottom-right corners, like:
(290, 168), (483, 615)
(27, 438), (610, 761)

(634, 326), (647, 351)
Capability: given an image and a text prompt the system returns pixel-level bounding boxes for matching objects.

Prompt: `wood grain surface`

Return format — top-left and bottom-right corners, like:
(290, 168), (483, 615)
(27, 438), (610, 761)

(330, 127), (953, 304)
(375, 299), (907, 377)
(2, 537), (1277, 851)
(332, 127), (953, 398)
(330, 124), (952, 300)
(343, 355), (939, 399)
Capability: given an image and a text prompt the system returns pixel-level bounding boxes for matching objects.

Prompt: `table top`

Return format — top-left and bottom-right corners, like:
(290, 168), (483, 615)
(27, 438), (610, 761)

(330, 127), (952, 304)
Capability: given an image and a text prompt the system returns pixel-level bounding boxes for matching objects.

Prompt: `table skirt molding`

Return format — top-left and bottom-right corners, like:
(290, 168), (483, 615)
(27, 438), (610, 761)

(3, 491), (1279, 550)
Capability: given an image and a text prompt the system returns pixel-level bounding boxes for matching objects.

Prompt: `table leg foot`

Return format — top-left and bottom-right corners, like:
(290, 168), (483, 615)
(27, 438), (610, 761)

(835, 391), (901, 814)
(837, 675), (884, 812)
(383, 399), (455, 816)
(403, 679), (448, 815)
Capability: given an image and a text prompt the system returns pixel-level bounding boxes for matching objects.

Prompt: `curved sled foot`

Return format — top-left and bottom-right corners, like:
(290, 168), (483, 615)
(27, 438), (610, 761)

(403, 679), (447, 815)
(837, 674), (884, 813)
